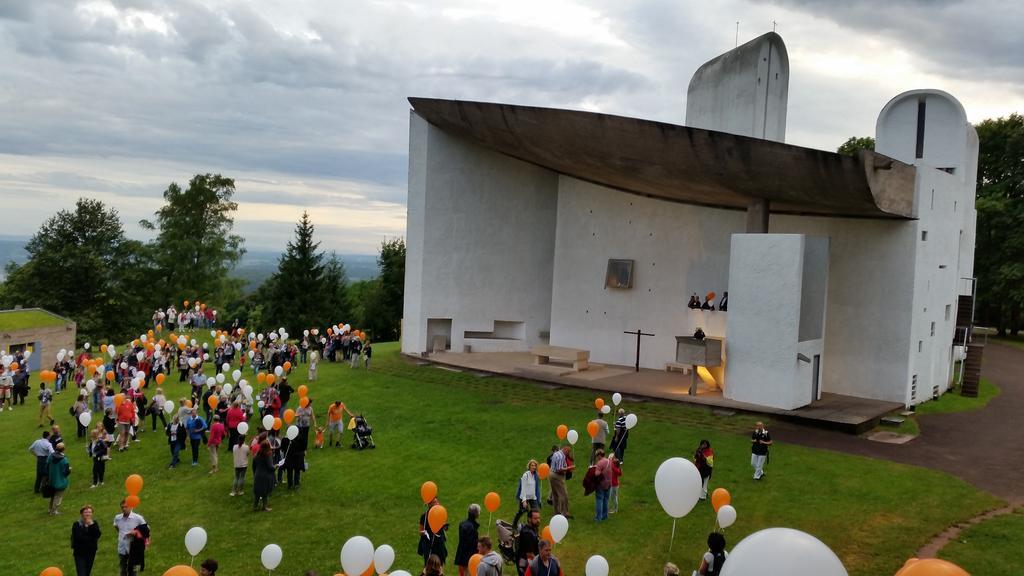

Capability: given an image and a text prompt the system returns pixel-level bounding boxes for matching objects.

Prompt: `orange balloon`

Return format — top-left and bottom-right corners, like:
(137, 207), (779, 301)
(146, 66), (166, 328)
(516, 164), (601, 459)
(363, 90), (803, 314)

(147, 329), (154, 337)
(427, 504), (448, 533)
(207, 395), (219, 410)
(299, 396), (310, 408)
(556, 424), (568, 440)
(106, 371), (115, 382)
(537, 463), (550, 480)
(706, 291), (716, 302)
(283, 409), (295, 424)
(283, 361), (292, 372)
(101, 344), (108, 353)
(156, 373), (166, 385)
(132, 339), (139, 348)
(587, 420), (599, 439)
(711, 488), (731, 512)
(125, 473), (144, 496)
(200, 303), (206, 310)
(169, 332), (177, 341)
(327, 328), (334, 336)
(595, 397), (605, 410)
(9, 362), (18, 371)
(895, 558), (970, 576)
(184, 300), (190, 307)
(184, 400), (192, 409)
(162, 566), (199, 576)
(257, 372), (267, 383)
(421, 481), (438, 504)
(40, 568), (63, 576)
(178, 343), (186, 351)
(360, 562), (374, 576)
(273, 417), (282, 431)
(266, 374), (276, 385)
(484, 491), (501, 513)
(125, 494), (140, 508)
(114, 393), (124, 407)
(540, 525), (553, 544)
(297, 385), (308, 398)
(467, 554), (483, 576)
(156, 324), (163, 332)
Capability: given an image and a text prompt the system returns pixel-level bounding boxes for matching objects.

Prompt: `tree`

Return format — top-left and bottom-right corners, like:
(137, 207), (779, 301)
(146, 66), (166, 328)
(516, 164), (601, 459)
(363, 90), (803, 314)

(322, 253), (350, 324)
(360, 238), (405, 341)
(265, 212), (326, 331)
(141, 173), (245, 305)
(974, 114), (1024, 335)
(837, 136), (875, 156)
(1, 198), (156, 343)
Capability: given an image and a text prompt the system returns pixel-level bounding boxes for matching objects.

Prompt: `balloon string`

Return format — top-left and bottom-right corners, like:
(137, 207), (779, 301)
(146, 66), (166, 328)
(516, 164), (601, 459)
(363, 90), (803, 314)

(669, 518), (677, 556)
(488, 511), (493, 538)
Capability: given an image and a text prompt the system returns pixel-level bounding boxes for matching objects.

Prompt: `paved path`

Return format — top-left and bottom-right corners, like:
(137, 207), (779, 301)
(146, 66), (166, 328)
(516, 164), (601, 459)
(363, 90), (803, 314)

(773, 342), (1024, 504)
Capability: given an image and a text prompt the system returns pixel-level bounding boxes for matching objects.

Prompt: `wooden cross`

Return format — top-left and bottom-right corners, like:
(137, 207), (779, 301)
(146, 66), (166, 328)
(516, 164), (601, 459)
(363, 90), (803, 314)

(623, 329), (655, 372)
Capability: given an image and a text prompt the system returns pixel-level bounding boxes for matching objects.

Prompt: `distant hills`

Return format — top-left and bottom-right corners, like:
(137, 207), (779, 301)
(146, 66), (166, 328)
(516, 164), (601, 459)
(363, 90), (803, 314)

(0, 238), (378, 290)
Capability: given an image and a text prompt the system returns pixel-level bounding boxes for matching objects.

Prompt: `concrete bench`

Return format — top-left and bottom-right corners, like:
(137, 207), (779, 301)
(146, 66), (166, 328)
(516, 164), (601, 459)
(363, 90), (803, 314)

(531, 345), (590, 371)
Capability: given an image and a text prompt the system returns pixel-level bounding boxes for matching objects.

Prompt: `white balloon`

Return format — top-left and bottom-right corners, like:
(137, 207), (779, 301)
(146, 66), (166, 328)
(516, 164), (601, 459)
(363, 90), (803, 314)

(340, 536), (374, 576)
(585, 555), (609, 576)
(278, 327), (286, 336)
(86, 380), (96, 393)
(136, 351), (145, 362)
(261, 544), (283, 571)
(720, 528), (847, 576)
(258, 400), (265, 409)
(612, 392), (622, 406)
(262, 414), (274, 430)
(654, 457), (702, 518)
(281, 333), (288, 341)
(130, 380), (140, 391)
(84, 343), (91, 350)
(237, 421), (249, 435)
(390, 572), (412, 576)
(373, 544), (396, 574)
(286, 425), (299, 440)
(203, 353), (210, 361)
(234, 342), (242, 351)
(57, 350), (66, 361)
(274, 366), (283, 377)
(221, 362), (230, 373)
(303, 330), (310, 337)
(232, 370), (241, 382)
(140, 334), (148, 343)
(206, 377), (216, 388)
(191, 339), (197, 346)
(601, 405), (611, 414)
(717, 505), (737, 529)
(120, 362), (128, 370)
(178, 336), (187, 345)
(94, 364), (104, 375)
(257, 333), (264, 341)
(184, 526), (208, 557)
(566, 429), (579, 445)
(23, 350), (32, 359)
(625, 413), (638, 429)
(210, 330), (217, 338)
(223, 383), (233, 395)
(78, 411), (92, 427)
(549, 514), (569, 543)
(164, 400), (175, 414)
(108, 345), (117, 357)
(269, 333), (277, 341)
(216, 373), (225, 384)
(248, 350), (255, 359)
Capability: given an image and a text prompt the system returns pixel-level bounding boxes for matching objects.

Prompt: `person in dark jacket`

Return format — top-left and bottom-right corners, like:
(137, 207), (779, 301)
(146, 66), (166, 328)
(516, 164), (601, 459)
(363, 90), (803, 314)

(516, 510), (540, 576)
(47, 443), (71, 515)
(252, 440), (276, 511)
(454, 504), (480, 576)
(71, 504), (102, 576)
(418, 498), (448, 565)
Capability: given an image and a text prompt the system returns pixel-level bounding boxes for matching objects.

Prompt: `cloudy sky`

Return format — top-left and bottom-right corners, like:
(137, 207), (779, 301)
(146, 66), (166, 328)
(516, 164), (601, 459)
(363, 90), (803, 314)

(1, 0), (1021, 253)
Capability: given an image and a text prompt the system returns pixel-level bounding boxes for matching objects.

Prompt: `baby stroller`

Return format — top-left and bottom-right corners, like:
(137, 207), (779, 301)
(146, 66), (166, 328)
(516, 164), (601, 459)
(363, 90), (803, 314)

(350, 414), (375, 449)
(495, 519), (519, 567)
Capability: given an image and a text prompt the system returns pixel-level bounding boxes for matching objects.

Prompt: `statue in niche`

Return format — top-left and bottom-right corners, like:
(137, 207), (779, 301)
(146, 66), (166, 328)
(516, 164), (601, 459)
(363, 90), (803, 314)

(701, 291), (716, 311)
(688, 293), (701, 309)
(693, 327), (706, 341)
(719, 291), (728, 312)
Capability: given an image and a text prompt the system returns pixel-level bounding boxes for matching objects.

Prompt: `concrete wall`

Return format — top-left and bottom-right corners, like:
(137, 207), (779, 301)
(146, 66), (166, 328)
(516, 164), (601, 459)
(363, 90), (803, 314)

(685, 32), (789, 142)
(725, 234), (806, 409)
(1, 319), (77, 374)
(549, 177), (741, 369)
(402, 112), (559, 356)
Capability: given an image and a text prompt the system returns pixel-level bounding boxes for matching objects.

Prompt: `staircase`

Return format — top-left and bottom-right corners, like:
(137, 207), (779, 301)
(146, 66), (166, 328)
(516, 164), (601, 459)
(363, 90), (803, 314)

(961, 342), (983, 397)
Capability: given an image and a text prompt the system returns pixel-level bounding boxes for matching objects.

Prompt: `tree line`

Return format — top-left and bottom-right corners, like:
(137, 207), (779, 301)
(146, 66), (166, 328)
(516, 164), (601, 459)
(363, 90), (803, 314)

(838, 113), (1024, 336)
(0, 174), (405, 345)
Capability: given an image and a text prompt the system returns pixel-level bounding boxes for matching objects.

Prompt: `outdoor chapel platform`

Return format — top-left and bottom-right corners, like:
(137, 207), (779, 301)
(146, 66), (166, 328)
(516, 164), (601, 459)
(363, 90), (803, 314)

(415, 351), (903, 434)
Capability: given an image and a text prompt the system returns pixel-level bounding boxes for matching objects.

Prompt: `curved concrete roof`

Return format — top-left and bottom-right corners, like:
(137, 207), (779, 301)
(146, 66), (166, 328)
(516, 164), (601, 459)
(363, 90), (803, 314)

(408, 97), (916, 219)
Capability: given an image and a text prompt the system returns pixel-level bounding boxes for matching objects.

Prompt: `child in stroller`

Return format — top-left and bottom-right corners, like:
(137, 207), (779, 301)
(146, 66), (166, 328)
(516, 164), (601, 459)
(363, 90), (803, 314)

(495, 519), (519, 567)
(350, 414), (375, 449)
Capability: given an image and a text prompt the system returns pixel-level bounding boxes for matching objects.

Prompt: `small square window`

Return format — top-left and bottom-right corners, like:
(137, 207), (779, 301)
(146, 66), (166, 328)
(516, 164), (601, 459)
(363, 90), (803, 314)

(945, 305), (952, 321)
(921, 230), (928, 241)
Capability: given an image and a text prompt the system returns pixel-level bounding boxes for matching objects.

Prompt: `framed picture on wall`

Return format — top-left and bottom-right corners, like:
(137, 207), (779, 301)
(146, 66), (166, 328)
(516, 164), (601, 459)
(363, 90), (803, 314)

(605, 259), (635, 289)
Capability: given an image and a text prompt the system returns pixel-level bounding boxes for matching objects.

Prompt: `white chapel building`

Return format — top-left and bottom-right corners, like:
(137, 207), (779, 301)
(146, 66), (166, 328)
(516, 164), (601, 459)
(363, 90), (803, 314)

(401, 33), (978, 411)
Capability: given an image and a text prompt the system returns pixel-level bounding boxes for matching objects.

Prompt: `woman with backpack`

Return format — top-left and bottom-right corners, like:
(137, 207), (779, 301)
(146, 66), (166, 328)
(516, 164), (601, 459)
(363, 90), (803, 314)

(697, 532), (728, 576)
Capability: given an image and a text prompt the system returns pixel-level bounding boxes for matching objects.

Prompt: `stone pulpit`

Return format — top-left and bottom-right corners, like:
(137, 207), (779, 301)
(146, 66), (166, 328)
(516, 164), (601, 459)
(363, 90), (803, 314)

(676, 336), (723, 395)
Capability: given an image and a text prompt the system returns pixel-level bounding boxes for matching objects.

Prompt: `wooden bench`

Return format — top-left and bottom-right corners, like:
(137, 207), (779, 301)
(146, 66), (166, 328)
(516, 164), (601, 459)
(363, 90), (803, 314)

(531, 345), (590, 372)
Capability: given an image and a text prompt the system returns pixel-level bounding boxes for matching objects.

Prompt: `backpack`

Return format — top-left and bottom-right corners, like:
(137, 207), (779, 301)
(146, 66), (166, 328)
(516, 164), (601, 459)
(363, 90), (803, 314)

(582, 466), (598, 496)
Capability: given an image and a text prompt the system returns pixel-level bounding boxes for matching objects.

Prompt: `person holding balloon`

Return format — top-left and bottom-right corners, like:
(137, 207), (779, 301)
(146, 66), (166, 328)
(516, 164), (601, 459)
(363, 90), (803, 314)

(694, 440), (714, 500)
(609, 409), (629, 464)
(147, 388), (167, 432)
(89, 429), (108, 487)
(113, 499), (147, 576)
(252, 438), (276, 511)
(513, 459), (541, 528)
(230, 430), (251, 497)
(418, 497), (449, 565)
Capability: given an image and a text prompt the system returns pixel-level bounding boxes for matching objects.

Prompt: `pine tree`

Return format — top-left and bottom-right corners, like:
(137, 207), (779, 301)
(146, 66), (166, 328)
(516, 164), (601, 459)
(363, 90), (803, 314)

(267, 211), (326, 331)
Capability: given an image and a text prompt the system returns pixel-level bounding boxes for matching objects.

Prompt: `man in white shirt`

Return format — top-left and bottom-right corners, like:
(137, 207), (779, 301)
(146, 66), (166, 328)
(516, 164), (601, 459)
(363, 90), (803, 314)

(114, 499), (146, 576)
(29, 431), (54, 492)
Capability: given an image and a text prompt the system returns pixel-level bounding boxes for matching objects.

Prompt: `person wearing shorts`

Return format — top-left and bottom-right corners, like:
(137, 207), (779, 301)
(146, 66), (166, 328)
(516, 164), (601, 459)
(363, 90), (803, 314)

(0, 365), (14, 411)
(326, 400), (353, 447)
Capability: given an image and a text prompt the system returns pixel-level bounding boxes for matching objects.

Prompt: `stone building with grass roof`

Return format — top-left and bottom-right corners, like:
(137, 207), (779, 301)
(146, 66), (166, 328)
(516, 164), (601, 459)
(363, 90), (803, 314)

(0, 308), (76, 372)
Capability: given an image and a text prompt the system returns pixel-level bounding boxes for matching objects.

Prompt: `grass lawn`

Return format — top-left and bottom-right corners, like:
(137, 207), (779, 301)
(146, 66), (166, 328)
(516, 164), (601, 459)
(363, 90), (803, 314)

(939, 508), (1024, 574)
(0, 334), (1002, 576)
(914, 377), (1000, 416)
(0, 308), (69, 332)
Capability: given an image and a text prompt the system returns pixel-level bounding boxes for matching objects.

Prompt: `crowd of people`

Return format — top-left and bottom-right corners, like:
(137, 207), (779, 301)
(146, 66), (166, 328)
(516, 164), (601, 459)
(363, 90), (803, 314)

(10, 303), (778, 576)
